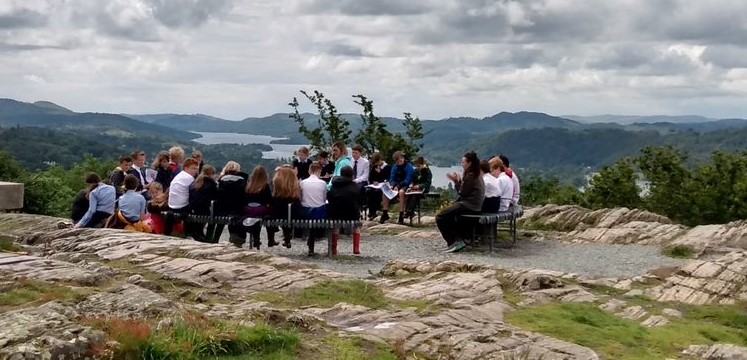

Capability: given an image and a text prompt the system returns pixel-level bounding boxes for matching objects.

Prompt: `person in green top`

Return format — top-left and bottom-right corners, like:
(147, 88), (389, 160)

(327, 140), (352, 190)
(404, 156), (433, 222)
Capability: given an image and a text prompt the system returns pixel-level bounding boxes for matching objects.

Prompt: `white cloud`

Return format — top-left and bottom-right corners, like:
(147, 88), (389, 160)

(1, 0), (747, 119)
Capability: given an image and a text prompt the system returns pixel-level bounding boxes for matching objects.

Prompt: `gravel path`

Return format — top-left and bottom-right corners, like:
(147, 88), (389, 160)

(219, 232), (685, 279)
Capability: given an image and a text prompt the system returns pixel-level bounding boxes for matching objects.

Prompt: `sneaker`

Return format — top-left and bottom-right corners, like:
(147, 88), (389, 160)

(444, 241), (466, 253)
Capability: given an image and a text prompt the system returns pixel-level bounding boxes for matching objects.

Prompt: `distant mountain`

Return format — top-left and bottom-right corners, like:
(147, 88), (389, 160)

(628, 118), (747, 133)
(563, 114), (714, 125)
(0, 99), (198, 142)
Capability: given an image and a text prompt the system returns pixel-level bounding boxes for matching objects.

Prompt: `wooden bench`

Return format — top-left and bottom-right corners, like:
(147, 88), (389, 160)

(461, 204), (524, 252)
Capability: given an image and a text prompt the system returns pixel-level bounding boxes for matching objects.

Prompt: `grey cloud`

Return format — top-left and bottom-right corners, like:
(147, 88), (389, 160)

(292, 0), (433, 16)
(0, 8), (47, 29)
(0, 42), (65, 52)
(700, 46), (747, 68)
(149, 0), (233, 28)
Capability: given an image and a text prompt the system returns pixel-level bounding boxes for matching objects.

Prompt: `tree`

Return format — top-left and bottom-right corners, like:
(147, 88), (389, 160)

(636, 146), (693, 224)
(585, 159), (641, 209)
(289, 90), (352, 151)
(352, 95), (424, 161)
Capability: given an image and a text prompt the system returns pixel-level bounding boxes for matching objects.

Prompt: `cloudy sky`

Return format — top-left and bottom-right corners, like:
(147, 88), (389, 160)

(1, 0), (747, 120)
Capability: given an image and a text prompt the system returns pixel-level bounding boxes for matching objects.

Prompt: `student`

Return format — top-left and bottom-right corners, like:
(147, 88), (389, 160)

(317, 151), (335, 183)
(146, 181), (170, 234)
(244, 165), (276, 249)
(128, 150), (150, 194)
(365, 152), (390, 221)
(270, 167), (302, 248)
(168, 146), (186, 177)
(351, 144), (370, 189)
(105, 174), (150, 233)
(380, 151), (415, 224)
(215, 161), (248, 247)
(327, 141), (352, 190)
(404, 156), (433, 221)
(189, 165), (218, 242)
(109, 155), (132, 198)
(327, 166), (362, 255)
(489, 157), (515, 212)
(499, 154), (521, 205)
(165, 158), (200, 239)
(300, 162), (328, 254)
(75, 173), (116, 228)
(192, 150), (204, 174)
(436, 151), (485, 253)
(480, 160), (501, 213)
(293, 146), (313, 180)
(152, 151), (173, 189)
(70, 189), (89, 225)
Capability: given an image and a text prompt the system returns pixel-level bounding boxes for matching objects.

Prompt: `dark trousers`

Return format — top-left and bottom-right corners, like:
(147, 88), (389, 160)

(366, 189), (382, 216)
(405, 193), (424, 213)
(436, 203), (478, 246)
(83, 211), (112, 228)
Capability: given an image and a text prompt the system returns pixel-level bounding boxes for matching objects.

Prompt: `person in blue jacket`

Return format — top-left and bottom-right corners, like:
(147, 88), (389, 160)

(379, 151), (415, 224)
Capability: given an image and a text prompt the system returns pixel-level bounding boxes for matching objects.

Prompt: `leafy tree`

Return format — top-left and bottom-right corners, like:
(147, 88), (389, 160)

(0, 149), (26, 181)
(636, 146), (693, 224)
(352, 95), (424, 160)
(289, 90), (352, 151)
(585, 159), (641, 209)
(688, 151), (747, 224)
(521, 176), (585, 206)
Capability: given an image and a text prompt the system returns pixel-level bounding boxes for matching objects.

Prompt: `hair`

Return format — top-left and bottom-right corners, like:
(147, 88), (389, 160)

(371, 152), (383, 165)
(352, 144), (364, 153)
(118, 155), (132, 164)
(152, 151), (170, 170)
(414, 156), (426, 166)
(149, 181), (164, 194)
(148, 181), (167, 207)
(182, 158), (199, 169)
(463, 151), (480, 177)
(192, 150), (203, 159)
(332, 141), (348, 156)
(318, 151), (329, 159)
(220, 161), (241, 177)
(272, 167), (301, 200)
(193, 165), (216, 191)
(246, 166), (269, 194)
(479, 160), (491, 174)
(309, 162), (322, 174)
(85, 173), (101, 185)
(340, 165), (354, 179)
(392, 151), (404, 161)
(168, 146), (185, 163)
(124, 174), (140, 190)
(131, 150), (145, 161)
(297, 146), (309, 155)
(498, 154), (510, 168)
(488, 157), (506, 172)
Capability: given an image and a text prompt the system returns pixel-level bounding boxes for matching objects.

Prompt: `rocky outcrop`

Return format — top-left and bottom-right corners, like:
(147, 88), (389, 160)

(645, 251), (747, 305)
(682, 344), (747, 359)
(523, 205), (747, 252)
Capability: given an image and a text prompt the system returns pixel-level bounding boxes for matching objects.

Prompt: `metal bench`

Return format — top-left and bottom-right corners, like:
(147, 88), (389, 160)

(461, 204), (524, 252)
(264, 218), (362, 257)
(410, 192), (443, 225)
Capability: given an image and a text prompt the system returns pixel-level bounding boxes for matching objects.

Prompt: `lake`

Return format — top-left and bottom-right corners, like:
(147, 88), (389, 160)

(192, 131), (461, 188)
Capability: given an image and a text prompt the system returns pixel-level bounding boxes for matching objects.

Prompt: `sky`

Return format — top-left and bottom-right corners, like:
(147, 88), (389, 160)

(1, 0), (747, 120)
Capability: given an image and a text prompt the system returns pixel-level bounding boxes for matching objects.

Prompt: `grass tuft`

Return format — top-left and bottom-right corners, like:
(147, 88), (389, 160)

(85, 313), (300, 359)
(506, 302), (747, 359)
(662, 244), (696, 259)
(0, 278), (82, 310)
(322, 334), (398, 360)
(0, 236), (21, 252)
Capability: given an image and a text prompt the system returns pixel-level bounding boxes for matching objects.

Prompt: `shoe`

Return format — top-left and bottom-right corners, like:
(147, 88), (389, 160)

(307, 250), (316, 257)
(283, 240), (292, 248)
(444, 241), (466, 253)
(379, 212), (390, 224)
(397, 212), (405, 225)
(267, 233), (279, 247)
(232, 241), (244, 248)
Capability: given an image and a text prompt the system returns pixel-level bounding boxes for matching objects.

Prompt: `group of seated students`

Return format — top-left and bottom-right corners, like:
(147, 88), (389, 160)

(435, 151), (521, 254)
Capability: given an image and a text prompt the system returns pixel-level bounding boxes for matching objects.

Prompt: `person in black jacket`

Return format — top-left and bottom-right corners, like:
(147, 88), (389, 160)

(244, 165), (276, 249)
(189, 165), (218, 242)
(70, 189), (89, 224)
(152, 151), (173, 189)
(328, 166), (362, 255)
(365, 152), (390, 221)
(215, 161), (248, 246)
(108, 155), (132, 198)
(404, 156), (433, 222)
(436, 151), (485, 253)
(270, 167), (302, 248)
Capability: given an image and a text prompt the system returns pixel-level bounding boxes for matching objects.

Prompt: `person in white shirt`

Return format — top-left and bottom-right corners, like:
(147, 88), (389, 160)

(165, 158), (201, 239)
(300, 163), (328, 250)
(480, 160), (502, 213)
(489, 157), (514, 212)
(351, 144), (370, 189)
(499, 154), (521, 205)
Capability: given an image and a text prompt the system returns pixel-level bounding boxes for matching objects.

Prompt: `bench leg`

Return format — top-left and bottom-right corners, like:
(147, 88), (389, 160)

(512, 217), (517, 245)
(353, 229), (360, 255)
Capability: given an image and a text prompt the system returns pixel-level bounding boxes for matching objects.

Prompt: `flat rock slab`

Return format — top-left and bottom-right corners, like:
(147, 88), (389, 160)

(76, 284), (176, 319)
(0, 252), (110, 286)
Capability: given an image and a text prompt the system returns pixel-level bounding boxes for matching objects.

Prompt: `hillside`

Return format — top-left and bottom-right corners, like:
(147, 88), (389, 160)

(0, 99), (199, 142)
